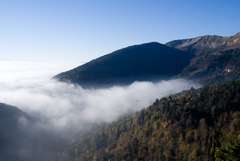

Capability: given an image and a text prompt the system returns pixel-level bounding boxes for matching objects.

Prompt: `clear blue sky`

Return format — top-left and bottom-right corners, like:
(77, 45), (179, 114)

(0, 0), (240, 63)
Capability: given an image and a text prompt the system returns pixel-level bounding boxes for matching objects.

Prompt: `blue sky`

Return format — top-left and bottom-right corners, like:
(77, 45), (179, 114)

(0, 0), (240, 63)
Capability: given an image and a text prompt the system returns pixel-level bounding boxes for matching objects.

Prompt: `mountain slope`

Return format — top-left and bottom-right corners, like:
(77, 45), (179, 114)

(0, 103), (68, 161)
(167, 33), (240, 84)
(0, 103), (30, 161)
(55, 42), (192, 87)
(66, 81), (240, 161)
(166, 32), (240, 54)
(180, 48), (240, 84)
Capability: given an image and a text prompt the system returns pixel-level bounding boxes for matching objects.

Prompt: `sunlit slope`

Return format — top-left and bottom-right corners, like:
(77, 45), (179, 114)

(68, 81), (240, 161)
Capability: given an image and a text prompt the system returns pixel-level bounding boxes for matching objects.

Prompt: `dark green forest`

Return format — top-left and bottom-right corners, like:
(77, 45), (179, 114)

(67, 81), (240, 161)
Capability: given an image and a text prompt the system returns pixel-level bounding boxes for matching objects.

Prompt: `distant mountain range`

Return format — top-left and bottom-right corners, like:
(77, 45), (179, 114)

(55, 33), (240, 87)
(55, 42), (192, 87)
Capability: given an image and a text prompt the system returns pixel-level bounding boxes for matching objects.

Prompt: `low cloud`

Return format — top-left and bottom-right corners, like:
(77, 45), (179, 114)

(0, 60), (200, 133)
(0, 60), (201, 161)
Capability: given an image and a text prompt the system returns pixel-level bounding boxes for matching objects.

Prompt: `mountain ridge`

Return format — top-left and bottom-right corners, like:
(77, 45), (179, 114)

(165, 33), (240, 84)
(55, 33), (240, 87)
(166, 32), (240, 54)
(55, 42), (192, 87)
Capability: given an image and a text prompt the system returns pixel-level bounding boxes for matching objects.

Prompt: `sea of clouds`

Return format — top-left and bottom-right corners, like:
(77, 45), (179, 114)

(0, 60), (200, 132)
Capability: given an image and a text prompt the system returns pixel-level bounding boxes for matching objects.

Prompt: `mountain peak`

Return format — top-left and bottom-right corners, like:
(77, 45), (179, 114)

(143, 41), (160, 45)
(166, 33), (240, 52)
(55, 42), (192, 87)
(233, 32), (240, 37)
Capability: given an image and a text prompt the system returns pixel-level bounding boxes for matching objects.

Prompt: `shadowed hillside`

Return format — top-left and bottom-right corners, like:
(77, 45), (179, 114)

(0, 104), (68, 161)
(0, 103), (29, 161)
(55, 42), (192, 87)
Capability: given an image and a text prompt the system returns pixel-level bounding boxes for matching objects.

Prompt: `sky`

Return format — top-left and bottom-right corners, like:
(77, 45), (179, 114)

(0, 0), (240, 64)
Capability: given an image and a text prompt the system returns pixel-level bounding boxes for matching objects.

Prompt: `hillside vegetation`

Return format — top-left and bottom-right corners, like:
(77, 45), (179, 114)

(181, 48), (240, 84)
(67, 81), (240, 161)
(167, 33), (240, 84)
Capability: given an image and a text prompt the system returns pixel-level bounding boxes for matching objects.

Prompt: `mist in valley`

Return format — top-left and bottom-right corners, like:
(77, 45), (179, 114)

(0, 60), (200, 161)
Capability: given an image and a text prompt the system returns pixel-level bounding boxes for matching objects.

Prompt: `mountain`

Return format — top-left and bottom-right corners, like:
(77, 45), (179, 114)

(167, 33), (240, 84)
(0, 103), (67, 161)
(180, 48), (240, 84)
(65, 81), (240, 161)
(0, 103), (30, 161)
(55, 33), (240, 87)
(166, 32), (240, 54)
(54, 42), (192, 87)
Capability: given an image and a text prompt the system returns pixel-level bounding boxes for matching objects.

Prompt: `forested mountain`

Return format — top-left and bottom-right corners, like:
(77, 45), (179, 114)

(1, 33), (240, 161)
(180, 48), (240, 84)
(167, 33), (240, 84)
(55, 42), (192, 87)
(54, 34), (240, 161)
(66, 81), (240, 161)
(55, 33), (240, 87)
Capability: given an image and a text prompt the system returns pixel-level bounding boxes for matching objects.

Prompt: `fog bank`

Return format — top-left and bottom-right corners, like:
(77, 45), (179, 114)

(0, 60), (200, 133)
